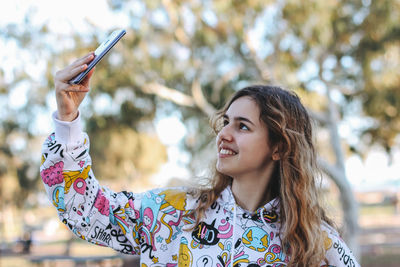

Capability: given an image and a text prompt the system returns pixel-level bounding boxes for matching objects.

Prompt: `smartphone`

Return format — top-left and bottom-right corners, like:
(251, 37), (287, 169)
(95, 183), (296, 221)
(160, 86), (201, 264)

(69, 29), (126, 84)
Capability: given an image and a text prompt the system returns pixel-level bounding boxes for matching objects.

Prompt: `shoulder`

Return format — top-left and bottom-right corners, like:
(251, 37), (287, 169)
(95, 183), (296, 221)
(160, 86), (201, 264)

(321, 223), (361, 267)
(140, 186), (200, 211)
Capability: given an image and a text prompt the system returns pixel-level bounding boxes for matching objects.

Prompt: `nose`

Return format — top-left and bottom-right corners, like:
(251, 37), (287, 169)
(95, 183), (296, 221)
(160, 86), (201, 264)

(217, 123), (233, 145)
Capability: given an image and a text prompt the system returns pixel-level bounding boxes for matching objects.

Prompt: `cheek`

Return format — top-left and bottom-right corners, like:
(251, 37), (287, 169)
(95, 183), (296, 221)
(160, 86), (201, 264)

(216, 131), (225, 145)
(244, 138), (271, 158)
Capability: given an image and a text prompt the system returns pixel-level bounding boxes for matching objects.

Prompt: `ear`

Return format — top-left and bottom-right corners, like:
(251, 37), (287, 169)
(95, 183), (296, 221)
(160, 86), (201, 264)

(271, 146), (280, 161)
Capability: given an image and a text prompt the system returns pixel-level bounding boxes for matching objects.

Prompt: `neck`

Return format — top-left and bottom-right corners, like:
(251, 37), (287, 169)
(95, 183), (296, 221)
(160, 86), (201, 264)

(231, 165), (276, 212)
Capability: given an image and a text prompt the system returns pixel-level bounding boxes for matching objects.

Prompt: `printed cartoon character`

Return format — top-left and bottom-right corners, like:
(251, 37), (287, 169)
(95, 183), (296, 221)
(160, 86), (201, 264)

(242, 227), (269, 252)
(159, 189), (188, 243)
(64, 177), (93, 230)
(140, 191), (164, 248)
(160, 189), (187, 211)
(259, 208), (278, 223)
(41, 161), (64, 187)
(179, 237), (193, 267)
(63, 165), (91, 194)
(264, 244), (288, 265)
(94, 189), (110, 216)
(143, 207), (155, 229)
(323, 231), (333, 250)
(52, 186), (65, 211)
(141, 191), (164, 231)
(217, 217), (233, 239)
(192, 219), (220, 247)
(110, 206), (130, 236)
(216, 238), (251, 267)
(66, 192), (88, 224)
(123, 198), (141, 245)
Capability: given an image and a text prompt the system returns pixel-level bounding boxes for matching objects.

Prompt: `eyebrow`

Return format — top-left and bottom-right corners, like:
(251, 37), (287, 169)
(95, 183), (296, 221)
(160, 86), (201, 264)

(223, 114), (255, 126)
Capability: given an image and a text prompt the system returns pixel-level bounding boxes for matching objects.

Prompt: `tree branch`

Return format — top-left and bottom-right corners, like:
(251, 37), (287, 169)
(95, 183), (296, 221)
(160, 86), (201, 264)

(162, 0), (178, 28)
(244, 33), (272, 82)
(307, 108), (329, 125)
(212, 65), (243, 102)
(317, 157), (347, 190)
(141, 82), (216, 117)
(191, 79), (216, 117)
(142, 83), (195, 107)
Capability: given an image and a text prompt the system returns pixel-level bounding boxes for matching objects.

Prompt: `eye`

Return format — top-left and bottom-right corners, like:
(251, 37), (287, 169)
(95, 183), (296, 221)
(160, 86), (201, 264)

(239, 123), (249, 131)
(223, 119), (229, 126)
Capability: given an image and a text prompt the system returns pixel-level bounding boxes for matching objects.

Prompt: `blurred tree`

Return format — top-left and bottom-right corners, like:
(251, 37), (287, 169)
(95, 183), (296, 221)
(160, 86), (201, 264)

(1, 0), (399, 258)
(354, 0), (400, 154)
(0, 10), (168, 242)
(100, 0), (399, 256)
(87, 118), (167, 182)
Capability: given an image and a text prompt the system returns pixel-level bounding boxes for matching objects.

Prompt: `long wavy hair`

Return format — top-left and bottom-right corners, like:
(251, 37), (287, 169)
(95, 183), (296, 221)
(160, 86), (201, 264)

(193, 85), (334, 266)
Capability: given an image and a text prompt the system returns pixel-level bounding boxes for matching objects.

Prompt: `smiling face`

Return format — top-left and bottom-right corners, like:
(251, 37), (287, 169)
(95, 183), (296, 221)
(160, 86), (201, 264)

(216, 96), (278, 180)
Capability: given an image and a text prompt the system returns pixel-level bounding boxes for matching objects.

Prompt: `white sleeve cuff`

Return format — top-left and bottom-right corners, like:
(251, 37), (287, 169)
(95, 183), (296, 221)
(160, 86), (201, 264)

(52, 111), (83, 144)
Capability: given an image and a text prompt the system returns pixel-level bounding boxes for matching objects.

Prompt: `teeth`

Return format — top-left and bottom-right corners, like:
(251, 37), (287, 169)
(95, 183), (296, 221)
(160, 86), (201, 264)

(220, 148), (236, 155)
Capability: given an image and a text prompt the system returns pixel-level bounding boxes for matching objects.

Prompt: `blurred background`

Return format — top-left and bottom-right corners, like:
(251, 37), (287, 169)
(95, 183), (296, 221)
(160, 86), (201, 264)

(0, 0), (399, 266)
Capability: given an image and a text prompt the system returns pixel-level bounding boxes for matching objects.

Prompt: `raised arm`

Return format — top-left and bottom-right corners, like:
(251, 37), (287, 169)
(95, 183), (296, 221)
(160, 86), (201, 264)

(40, 54), (142, 254)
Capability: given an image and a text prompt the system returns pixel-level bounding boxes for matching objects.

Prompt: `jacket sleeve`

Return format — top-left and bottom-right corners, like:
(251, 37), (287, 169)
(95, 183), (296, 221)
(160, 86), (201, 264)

(40, 112), (143, 255)
(321, 224), (361, 267)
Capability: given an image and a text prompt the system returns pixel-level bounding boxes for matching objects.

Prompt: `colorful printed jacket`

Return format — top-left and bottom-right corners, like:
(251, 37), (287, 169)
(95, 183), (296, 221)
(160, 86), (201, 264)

(40, 112), (361, 267)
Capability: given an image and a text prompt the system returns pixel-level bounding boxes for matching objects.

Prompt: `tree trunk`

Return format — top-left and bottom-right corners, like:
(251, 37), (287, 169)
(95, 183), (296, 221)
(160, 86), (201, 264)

(317, 87), (360, 259)
(318, 158), (360, 259)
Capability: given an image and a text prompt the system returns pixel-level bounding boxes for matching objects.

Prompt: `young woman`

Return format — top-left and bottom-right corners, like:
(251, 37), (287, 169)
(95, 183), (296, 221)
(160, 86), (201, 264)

(40, 52), (360, 267)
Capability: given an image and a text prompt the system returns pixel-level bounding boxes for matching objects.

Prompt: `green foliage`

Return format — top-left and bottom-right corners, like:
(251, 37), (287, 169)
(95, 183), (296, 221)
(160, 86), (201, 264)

(0, 0), (399, 209)
(354, 0), (400, 152)
(87, 122), (167, 182)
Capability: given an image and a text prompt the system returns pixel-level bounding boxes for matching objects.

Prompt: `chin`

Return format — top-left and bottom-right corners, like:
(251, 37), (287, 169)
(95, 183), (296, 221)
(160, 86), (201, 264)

(216, 164), (234, 177)
(216, 163), (225, 174)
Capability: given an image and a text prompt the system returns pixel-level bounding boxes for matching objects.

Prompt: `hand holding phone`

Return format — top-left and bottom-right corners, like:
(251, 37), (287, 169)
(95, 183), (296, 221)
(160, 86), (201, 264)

(55, 29), (126, 121)
(69, 29), (126, 84)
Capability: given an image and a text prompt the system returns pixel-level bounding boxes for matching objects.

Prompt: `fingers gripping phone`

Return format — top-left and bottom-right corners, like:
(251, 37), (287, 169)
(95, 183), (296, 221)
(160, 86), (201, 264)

(69, 29), (126, 84)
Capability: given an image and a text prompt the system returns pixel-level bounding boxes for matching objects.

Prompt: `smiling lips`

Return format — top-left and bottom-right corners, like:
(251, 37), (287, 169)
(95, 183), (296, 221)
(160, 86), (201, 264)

(219, 147), (237, 157)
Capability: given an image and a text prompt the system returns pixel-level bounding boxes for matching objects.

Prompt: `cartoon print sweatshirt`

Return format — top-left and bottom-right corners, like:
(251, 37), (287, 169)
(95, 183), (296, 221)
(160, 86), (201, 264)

(40, 112), (361, 267)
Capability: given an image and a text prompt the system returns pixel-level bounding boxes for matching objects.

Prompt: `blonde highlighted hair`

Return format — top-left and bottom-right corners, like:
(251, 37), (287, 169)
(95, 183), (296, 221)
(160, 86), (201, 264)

(193, 85), (334, 266)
